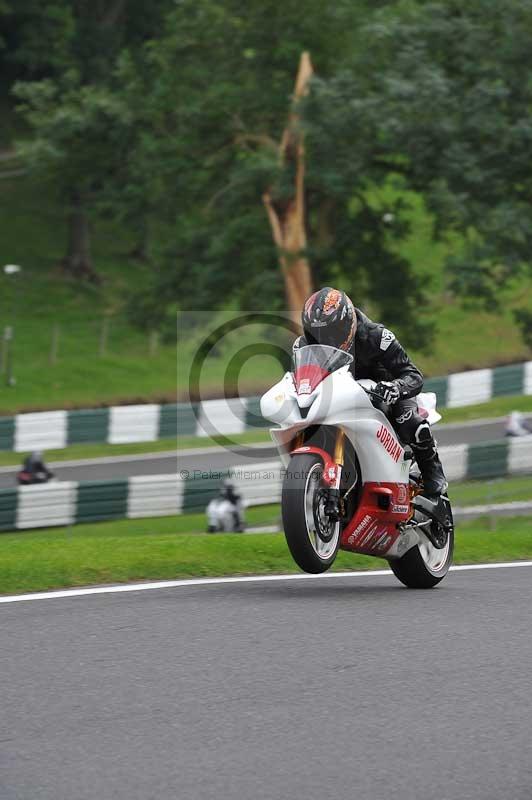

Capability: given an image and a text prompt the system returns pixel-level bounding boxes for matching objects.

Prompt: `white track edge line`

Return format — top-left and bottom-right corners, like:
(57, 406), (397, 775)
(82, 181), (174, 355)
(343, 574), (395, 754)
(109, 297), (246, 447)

(2, 561), (532, 604)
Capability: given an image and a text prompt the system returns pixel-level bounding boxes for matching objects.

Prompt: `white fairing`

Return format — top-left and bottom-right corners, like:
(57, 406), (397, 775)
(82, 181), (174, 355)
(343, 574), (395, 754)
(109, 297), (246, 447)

(261, 354), (447, 565)
(417, 391), (441, 425)
(260, 368), (414, 484)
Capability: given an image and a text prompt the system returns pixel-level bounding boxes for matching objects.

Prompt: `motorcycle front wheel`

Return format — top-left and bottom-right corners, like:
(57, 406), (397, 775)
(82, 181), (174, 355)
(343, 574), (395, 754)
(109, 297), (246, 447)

(282, 454), (341, 574)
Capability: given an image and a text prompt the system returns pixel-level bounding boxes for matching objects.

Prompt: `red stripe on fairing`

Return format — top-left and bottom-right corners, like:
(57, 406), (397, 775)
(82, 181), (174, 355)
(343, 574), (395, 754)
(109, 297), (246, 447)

(294, 364), (329, 395)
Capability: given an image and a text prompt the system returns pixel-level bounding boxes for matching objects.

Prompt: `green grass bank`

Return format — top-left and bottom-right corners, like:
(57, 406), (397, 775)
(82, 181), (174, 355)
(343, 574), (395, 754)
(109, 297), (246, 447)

(0, 168), (530, 414)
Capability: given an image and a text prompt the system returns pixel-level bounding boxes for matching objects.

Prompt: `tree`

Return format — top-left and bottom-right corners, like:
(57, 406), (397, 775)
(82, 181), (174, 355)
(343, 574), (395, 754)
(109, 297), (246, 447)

(123, 0), (432, 346)
(15, 77), (134, 282)
(8, 0), (170, 281)
(310, 0), (532, 317)
(262, 52), (314, 323)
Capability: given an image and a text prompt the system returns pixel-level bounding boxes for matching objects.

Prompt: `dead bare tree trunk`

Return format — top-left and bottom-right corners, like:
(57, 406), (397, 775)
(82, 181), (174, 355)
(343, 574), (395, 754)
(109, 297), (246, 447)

(263, 52), (314, 327)
(62, 191), (100, 283)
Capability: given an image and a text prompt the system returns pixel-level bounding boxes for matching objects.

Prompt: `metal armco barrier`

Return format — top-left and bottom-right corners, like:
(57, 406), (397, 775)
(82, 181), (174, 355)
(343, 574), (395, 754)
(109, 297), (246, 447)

(1, 436), (531, 531)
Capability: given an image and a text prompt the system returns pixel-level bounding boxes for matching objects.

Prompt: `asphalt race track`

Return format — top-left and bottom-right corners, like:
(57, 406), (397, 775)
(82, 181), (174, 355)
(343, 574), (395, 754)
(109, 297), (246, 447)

(0, 450), (179, 489)
(2, 563), (532, 800)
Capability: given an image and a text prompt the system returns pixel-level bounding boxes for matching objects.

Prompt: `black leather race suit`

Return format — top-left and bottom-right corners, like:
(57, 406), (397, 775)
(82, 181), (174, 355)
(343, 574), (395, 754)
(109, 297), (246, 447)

(295, 308), (447, 495)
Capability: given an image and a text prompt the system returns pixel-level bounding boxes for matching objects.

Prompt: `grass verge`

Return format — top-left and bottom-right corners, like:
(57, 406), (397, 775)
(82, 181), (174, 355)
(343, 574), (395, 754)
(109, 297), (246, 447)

(1, 509), (531, 596)
(177, 430), (272, 450)
(450, 475), (532, 506)
(440, 394), (532, 423)
(0, 175), (177, 415)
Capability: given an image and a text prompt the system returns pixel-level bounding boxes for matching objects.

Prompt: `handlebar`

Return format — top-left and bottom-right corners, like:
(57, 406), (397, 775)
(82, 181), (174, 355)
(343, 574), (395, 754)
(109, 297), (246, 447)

(362, 386), (388, 403)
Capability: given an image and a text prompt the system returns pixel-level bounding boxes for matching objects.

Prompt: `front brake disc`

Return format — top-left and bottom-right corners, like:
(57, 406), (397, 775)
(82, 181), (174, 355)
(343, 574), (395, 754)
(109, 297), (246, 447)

(313, 489), (335, 542)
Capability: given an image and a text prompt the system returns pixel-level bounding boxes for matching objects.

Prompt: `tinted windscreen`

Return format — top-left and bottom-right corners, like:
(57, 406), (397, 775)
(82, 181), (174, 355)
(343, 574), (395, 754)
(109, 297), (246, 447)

(292, 345), (353, 395)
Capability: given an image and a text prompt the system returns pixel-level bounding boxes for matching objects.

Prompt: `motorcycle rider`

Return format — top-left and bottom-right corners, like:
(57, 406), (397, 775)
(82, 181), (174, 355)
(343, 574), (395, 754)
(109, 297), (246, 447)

(220, 479), (245, 532)
(294, 287), (448, 501)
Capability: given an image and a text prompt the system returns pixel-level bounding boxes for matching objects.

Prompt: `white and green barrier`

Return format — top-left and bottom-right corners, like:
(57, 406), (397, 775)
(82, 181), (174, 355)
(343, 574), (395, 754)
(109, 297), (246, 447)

(0, 360), (531, 452)
(1, 436), (531, 531)
(179, 360), (532, 438)
(424, 361), (532, 409)
(0, 404), (180, 452)
(0, 474), (178, 531)
(0, 398), (264, 452)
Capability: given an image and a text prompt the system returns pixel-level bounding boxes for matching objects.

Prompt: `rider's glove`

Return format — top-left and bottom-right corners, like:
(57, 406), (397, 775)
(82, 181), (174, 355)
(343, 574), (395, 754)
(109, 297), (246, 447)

(374, 381), (400, 405)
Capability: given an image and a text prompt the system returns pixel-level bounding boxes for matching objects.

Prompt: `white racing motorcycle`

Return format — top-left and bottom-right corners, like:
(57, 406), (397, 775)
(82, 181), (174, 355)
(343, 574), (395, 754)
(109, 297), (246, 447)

(260, 344), (453, 588)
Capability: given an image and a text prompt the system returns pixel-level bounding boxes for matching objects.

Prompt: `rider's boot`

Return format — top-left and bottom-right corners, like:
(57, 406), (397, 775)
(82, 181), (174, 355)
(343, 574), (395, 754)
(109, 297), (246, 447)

(411, 440), (448, 501)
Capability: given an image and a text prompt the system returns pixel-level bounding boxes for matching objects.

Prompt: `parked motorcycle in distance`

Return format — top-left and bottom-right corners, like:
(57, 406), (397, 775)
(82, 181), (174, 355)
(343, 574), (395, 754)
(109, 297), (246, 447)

(16, 469), (55, 486)
(206, 496), (245, 532)
(16, 450), (55, 486)
(260, 344), (454, 588)
(505, 410), (532, 437)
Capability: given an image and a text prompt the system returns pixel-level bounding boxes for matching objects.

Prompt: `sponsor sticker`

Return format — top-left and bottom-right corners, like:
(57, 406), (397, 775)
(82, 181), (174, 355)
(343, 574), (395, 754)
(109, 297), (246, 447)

(370, 530), (392, 553)
(380, 328), (396, 351)
(347, 514), (373, 545)
(392, 504), (409, 515)
(376, 424), (403, 463)
(360, 525), (379, 547)
(397, 484), (408, 504)
(298, 379), (312, 395)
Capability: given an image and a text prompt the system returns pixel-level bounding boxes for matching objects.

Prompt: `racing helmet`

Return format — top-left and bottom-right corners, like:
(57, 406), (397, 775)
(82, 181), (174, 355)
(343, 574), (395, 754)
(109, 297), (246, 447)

(220, 479), (236, 499)
(301, 287), (356, 351)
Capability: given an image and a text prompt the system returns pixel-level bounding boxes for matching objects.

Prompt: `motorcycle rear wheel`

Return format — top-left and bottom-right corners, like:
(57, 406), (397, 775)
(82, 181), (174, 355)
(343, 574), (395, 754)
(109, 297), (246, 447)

(282, 454), (340, 574)
(389, 497), (454, 588)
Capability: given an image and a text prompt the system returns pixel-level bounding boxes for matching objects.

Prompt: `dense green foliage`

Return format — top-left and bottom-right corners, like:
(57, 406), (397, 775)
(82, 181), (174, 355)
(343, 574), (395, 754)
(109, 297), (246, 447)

(0, 0), (531, 349)
(315, 0), (532, 308)
(0, 170), (528, 414)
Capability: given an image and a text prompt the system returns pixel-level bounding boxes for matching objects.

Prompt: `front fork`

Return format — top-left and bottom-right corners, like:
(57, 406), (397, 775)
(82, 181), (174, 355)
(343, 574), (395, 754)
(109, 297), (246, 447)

(324, 429), (345, 521)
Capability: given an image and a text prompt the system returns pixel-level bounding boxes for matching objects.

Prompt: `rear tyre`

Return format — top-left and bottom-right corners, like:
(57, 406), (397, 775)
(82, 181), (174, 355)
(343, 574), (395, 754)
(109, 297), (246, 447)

(282, 454), (340, 574)
(389, 496), (454, 589)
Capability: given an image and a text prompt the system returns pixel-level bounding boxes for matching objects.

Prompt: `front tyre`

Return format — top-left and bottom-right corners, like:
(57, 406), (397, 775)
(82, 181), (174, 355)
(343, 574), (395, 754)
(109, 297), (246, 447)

(282, 454), (340, 574)
(389, 496), (454, 589)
